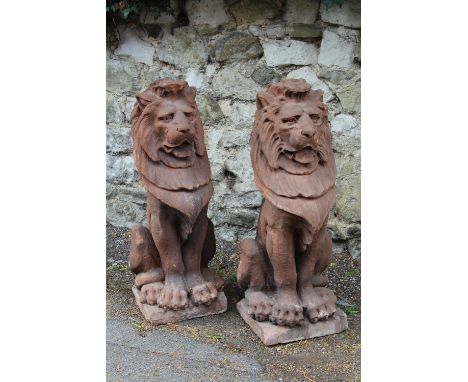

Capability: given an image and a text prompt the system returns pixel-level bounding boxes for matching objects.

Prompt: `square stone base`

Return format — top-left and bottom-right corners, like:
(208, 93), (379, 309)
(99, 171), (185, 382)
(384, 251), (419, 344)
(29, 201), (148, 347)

(237, 298), (348, 346)
(133, 286), (227, 325)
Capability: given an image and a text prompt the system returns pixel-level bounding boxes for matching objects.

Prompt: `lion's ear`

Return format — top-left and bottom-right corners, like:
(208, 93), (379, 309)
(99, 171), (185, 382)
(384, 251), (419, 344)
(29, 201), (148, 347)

(256, 92), (276, 109)
(135, 89), (158, 112)
(187, 86), (197, 101)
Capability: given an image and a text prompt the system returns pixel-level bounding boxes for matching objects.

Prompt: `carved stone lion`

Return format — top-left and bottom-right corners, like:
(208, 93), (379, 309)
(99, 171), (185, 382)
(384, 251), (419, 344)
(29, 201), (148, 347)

(129, 78), (223, 311)
(238, 79), (337, 327)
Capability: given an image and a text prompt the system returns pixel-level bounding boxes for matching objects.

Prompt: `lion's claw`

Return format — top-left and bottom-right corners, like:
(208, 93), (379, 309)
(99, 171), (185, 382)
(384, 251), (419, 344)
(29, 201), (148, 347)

(190, 282), (218, 306)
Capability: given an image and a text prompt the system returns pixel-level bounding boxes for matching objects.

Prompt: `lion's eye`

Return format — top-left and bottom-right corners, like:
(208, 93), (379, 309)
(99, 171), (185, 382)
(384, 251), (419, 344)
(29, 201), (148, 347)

(184, 112), (193, 118)
(282, 116), (299, 124)
(159, 114), (174, 121)
(310, 114), (320, 122)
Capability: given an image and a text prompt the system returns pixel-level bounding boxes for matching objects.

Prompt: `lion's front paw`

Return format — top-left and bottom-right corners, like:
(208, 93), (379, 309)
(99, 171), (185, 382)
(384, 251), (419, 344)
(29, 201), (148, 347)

(302, 287), (337, 323)
(156, 281), (189, 310)
(270, 303), (304, 327)
(190, 282), (218, 306)
(245, 290), (274, 322)
(139, 282), (164, 305)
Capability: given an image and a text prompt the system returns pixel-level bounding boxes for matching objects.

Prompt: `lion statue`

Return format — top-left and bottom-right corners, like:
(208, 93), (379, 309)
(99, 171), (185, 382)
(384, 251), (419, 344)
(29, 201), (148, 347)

(237, 79), (337, 327)
(128, 78), (222, 311)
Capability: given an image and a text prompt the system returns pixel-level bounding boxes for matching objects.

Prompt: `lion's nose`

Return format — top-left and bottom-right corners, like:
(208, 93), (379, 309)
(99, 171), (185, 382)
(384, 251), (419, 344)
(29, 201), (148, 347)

(301, 129), (314, 138)
(176, 125), (190, 134)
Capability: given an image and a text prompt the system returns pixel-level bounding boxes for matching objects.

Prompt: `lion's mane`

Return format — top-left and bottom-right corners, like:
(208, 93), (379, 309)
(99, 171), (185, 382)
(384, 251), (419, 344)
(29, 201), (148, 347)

(131, 78), (213, 224)
(251, 79), (337, 232)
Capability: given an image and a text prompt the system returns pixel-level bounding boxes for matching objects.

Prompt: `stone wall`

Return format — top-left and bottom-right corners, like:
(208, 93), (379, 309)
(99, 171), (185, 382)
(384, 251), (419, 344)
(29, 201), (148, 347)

(106, 0), (361, 258)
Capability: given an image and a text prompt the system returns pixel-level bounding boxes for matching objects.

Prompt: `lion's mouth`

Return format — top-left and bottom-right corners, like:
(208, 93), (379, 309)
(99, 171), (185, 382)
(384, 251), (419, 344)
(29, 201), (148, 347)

(282, 147), (318, 164)
(163, 141), (195, 158)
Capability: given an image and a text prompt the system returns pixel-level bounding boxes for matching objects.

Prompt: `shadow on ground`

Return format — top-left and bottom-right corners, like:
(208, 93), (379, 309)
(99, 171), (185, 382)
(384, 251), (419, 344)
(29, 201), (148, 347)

(107, 223), (360, 382)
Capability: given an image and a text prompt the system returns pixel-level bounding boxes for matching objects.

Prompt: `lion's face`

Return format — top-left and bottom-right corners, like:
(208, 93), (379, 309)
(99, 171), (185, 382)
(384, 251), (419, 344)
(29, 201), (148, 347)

(254, 82), (331, 176)
(132, 79), (206, 170)
(140, 98), (198, 169)
(271, 99), (329, 175)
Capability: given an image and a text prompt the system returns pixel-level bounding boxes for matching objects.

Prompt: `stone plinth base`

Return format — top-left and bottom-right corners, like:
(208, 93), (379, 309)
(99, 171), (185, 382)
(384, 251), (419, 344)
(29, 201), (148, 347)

(133, 286), (227, 325)
(237, 298), (348, 346)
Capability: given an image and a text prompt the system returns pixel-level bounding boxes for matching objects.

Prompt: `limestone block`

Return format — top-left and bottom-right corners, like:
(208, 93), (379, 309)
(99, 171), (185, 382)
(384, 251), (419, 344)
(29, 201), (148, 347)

(106, 59), (141, 93)
(106, 127), (132, 155)
(212, 68), (261, 100)
(262, 39), (318, 67)
(320, 0), (361, 29)
(114, 25), (155, 66)
(318, 30), (355, 69)
(186, 0), (229, 34)
(283, 0), (320, 24)
(229, 0), (281, 26)
(214, 32), (263, 63)
(156, 27), (209, 68)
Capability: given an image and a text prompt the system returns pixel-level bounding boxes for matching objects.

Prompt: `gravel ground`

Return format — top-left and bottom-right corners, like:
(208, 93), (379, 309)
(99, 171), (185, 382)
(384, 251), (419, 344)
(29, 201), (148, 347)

(107, 223), (361, 382)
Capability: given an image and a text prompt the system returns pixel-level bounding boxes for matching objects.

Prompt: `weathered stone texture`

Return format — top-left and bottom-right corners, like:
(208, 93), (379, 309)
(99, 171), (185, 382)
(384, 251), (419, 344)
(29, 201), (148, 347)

(214, 32), (263, 63)
(229, 0), (281, 26)
(106, 59), (141, 93)
(212, 68), (261, 100)
(114, 25), (155, 66)
(262, 39), (318, 67)
(156, 27), (209, 68)
(318, 30), (355, 69)
(283, 0), (320, 24)
(186, 0), (229, 34)
(320, 0), (361, 29)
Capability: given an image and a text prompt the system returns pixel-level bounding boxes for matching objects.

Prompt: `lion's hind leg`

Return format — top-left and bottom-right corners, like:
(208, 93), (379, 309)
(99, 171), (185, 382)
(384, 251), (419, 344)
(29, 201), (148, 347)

(238, 239), (274, 321)
(129, 225), (164, 304)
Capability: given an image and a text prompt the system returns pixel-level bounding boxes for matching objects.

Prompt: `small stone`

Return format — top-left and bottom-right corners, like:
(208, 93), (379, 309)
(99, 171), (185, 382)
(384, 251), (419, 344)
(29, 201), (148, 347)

(229, 0), (281, 26)
(283, 0), (320, 24)
(133, 286), (227, 325)
(156, 27), (209, 69)
(286, 67), (334, 102)
(195, 94), (224, 125)
(237, 299), (348, 346)
(248, 25), (266, 37)
(214, 32), (263, 63)
(106, 96), (124, 124)
(212, 68), (261, 100)
(114, 25), (155, 66)
(262, 39), (318, 67)
(106, 154), (138, 185)
(336, 80), (361, 113)
(184, 69), (207, 92)
(251, 65), (281, 86)
(265, 24), (287, 39)
(106, 58), (141, 93)
(318, 30), (355, 69)
(106, 127), (132, 155)
(330, 114), (359, 137)
(348, 238), (361, 259)
(288, 23), (322, 39)
(320, 0), (361, 29)
(185, 0), (229, 34)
